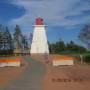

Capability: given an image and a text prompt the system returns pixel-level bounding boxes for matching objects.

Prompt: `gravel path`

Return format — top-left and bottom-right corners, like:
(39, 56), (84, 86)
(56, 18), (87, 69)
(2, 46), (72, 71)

(0, 57), (46, 90)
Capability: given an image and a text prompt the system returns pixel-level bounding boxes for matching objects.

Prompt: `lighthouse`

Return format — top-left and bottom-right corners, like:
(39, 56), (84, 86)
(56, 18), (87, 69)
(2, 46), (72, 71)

(30, 18), (49, 54)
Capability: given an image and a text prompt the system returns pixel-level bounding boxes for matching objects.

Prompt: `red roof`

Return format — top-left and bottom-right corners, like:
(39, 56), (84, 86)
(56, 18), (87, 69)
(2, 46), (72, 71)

(35, 17), (44, 25)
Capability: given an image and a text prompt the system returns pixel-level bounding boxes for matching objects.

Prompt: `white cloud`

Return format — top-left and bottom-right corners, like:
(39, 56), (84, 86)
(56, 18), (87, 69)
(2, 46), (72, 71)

(9, 0), (90, 27)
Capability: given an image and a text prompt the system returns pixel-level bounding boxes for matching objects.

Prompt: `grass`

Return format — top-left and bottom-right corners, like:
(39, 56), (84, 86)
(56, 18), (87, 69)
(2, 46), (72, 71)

(58, 51), (90, 64)
(59, 51), (90, 57)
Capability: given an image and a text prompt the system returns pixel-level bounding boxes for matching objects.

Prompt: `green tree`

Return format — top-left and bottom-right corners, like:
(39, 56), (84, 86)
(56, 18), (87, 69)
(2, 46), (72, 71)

(13, 25), (23, 49)
(66, 41), (86, 52)
(78, 24), (90, 49)
(5, 26), (13, 50)
(0, 25), (13, 55)
(49, 39), (66, 53)
(66, 41), (76, 50)
(0, 25), (4, 50)
(13, 25), (29, 53)
(14, 25), (21, 37)
(22, 36), (28, 50)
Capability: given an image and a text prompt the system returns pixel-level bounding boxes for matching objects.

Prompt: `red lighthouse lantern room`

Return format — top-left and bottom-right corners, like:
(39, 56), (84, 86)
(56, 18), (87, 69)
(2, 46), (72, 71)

(35, 17), (44, 25)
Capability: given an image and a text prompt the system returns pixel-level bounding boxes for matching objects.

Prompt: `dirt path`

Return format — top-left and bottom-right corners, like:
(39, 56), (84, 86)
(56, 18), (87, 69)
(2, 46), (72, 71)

(0, 56), (46, 90)
(0, 55), (90, 90)
(31, 55), (90, 90)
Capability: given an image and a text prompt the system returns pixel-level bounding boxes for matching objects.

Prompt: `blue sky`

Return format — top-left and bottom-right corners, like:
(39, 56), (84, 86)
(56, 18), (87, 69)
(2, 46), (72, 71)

(0, 0), (90, 47)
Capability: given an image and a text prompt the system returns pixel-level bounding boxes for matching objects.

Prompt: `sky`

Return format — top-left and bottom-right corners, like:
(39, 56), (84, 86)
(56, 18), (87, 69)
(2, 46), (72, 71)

(0, 0), (90, 47)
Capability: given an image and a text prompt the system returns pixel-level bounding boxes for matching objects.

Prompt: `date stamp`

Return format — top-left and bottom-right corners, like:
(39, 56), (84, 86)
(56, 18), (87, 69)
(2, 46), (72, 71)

(52, 78), (83, 82)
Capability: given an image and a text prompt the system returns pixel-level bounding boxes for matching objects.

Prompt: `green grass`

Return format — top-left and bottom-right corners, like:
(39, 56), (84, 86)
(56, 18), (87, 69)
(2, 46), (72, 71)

(26, 57), (33, 62)
(64, 52), (90, 56)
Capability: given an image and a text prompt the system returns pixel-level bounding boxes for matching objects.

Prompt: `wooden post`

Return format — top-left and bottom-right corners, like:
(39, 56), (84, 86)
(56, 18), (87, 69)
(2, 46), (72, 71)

(80, 55), (83, 65)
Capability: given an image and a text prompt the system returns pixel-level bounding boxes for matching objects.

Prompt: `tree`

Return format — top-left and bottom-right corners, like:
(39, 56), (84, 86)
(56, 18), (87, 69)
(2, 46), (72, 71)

(14, 25), (21, 38)
(66, 41), (78, 51)
(5, 26), (13, 50)
(22, 35), (28, 50)
(49, 39), (66, 53)
(66, 41), (86, 52)
(56, 39), (66, 52)
(13, 25), (29, 53)
(0, 25), (13, 54)
(49, 39), (87, 54)
(78, 24), (90, 49)
(13, 25), (23, 50)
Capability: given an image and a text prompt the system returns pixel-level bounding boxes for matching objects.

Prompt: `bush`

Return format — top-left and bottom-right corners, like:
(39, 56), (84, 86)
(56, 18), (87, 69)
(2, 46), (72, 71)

(0, 49), (13, 56)
(83, 56), (90, 63)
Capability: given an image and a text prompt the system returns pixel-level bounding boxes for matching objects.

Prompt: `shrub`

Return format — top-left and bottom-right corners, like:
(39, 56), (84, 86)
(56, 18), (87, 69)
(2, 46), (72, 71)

(83, 56), (90, 63)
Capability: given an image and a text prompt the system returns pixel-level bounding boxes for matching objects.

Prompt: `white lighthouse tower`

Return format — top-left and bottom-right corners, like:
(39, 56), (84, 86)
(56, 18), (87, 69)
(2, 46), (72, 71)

(30, 18), (49, 54)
